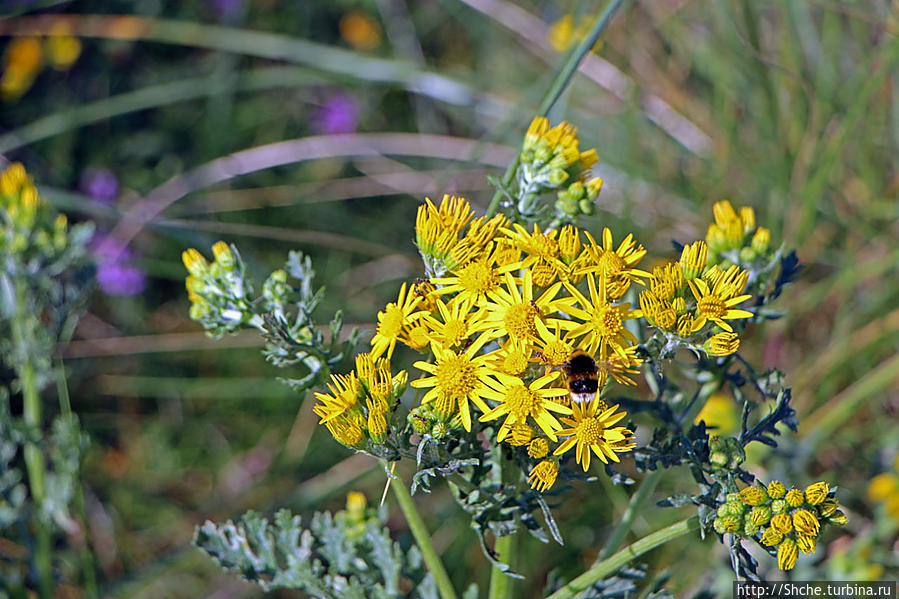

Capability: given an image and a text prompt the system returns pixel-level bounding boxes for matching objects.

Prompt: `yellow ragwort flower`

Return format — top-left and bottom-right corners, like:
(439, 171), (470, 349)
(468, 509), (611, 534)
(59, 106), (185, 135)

(579, 228), (649, 297)
(478, 372), (571, 442)
(411, 333), (497, 431)
(487, 339), (532, 376)
(501, 223), (561, 268)
(688, 268), (753, 333)
(423, 295), (487, 350)
(528, 438), (549, 459)
(792, 509), (820, 537)
(475, 270), (572, 342)
(528, 460), (559, 493)
(560, 272), (641, 358)
(431, 243), (520, 308)
(370, 282), (425, 359)
(553, 399), (635, 471)
(679, 240), (708, 280)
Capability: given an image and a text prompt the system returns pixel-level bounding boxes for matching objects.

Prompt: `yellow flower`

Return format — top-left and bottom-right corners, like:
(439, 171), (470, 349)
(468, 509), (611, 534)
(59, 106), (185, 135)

(423, 295), (486, 350)
(411, 333), (497, 431)
(796, 534), (816, 555)
(475, 270), (572, 342)
(679, 241), (708, 280)
(370, 283), (425, 359)
(531, 319), (575, 369)
(688, 269), (753, 333)
(579, 228), (649, 297)
(596, 345), (642, 388)
(560, 272), (640, 358)
(339, 11), (381, 51)
(45, 22), (82, 70)
(760, 527), (782, 547)
(505, 422), (534, 446)
(501, 223), (561, 268)
(1, 37), (43, 101)
(767, 481), (786, 499)
(785, 488), (805, 508)
(648, 262), (684, 301)
(487, 339), (532, 376)
(431, 243), (520, 308)
(313, 373), (361, 425)
(553, 399), (635, 471)
(693, 393), (739, 436)
(479, 372), (571, 442)
(639, 290), (677, 331)
(770, 513), (793, 535)
(528, 460), (559, 493)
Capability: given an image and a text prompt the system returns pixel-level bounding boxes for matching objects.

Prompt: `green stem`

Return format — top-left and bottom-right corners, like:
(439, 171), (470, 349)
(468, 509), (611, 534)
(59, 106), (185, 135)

(388, 467), (458, 599)
(12, 284), (53, 598)
(488, 534), (517, 599)
(55, 362), (98, 598)
(485, 0), (627, 218)
(595, 469), (662, 562)
(545, 517), (699, 599)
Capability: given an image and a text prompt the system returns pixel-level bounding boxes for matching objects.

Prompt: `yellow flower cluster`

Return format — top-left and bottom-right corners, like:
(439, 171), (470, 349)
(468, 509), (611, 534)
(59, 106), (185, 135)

(714, 480), (848, 571)
(369, 194), (644, 491)
(705, 200), (771, 264)
(520, 117), (601, 191)
(867, 455), (899, 522)
(2, 23), (81, 102)
(313, 352), (408, 448)
(639, 239), (753, 357)
(183, 241), (238, 321)
(1, 162), (69, 257)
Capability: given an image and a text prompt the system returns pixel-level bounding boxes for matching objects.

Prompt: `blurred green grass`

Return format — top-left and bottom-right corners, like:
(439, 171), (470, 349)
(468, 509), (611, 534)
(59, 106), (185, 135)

(2, 0), (898, 596)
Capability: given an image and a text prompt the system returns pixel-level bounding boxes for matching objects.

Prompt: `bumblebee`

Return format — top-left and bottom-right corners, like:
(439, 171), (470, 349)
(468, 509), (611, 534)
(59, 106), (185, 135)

(561, 350), (599, 404)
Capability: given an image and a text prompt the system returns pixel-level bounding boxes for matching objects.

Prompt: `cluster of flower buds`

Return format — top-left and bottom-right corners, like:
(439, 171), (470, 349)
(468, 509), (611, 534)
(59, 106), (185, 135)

(639, 238), (753, 357)
(707, 435), (746, 471)
(713, 480), (848, 570)
(514, 117), (603, 223)
(183, 241), (260, 336)
(414, 195), (508, 277)
(2, 22), (81, 102)
(313, 352), (408, 449)
(704, 200), (777, 289)
(340, 491), (380, 542)
(1, 162), (70, 263)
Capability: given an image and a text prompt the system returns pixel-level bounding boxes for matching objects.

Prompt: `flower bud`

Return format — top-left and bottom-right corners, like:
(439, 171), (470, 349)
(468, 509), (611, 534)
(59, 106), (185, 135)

(804, 481), (829, 505)
(767, 481), (786, 499)
(528, 438), (549, 459)
(796, 534), (816, 555)
(770, 513), (792, 534)
(739, 485), (768, 507)
(751, 227), (770, 254)
(212, 241), (235, 269)
(528, 460), (558, 493)
(705, 331), (740, 356)
(182, 248), (209, 277)
(777, 537), (798, 570)
(785, 488), (805, 507)
(792, 509), (820, 536)
(749, 506), (772, 527)
(828, 510), (848, 526)
(760, 527), (782, 547)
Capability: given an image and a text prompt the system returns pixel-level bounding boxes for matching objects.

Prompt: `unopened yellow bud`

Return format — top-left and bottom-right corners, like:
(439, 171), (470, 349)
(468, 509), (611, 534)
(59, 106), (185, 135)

(751, 227), (770, 254)
(767, 481), (786, 499)
(739, 486), (768, 507)
(796, 534), (816, 555)
(792, 509), (820, 536)
(804, 481), (829, 505)
(785, 488), (805, 507)
(770, 513), (793, 534)
(777, 537), (798, 570)
(527, 438), (549, 459)
(212, 241), (235, 269)
(739, 206), (756, 234)
(760, 527), (782, 546)
(182, 248), (208, 277)
(705, 331), (740, 356)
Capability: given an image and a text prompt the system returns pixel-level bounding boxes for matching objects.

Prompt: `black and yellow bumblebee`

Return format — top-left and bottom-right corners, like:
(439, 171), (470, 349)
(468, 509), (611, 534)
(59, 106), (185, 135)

(561, 350), (599, 404)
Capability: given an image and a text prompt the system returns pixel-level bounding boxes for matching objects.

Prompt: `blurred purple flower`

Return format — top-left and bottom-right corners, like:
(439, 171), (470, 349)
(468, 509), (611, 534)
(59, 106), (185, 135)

(311, 94), (359, 135)
(210, 0), (244, 23)
(92, 234), (146, 297)
(80, 168), (118, 205)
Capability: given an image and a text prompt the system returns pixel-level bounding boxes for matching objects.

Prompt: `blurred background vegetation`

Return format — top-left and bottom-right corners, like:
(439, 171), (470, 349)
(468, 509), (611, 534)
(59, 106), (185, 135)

(1, 0), (897, 596)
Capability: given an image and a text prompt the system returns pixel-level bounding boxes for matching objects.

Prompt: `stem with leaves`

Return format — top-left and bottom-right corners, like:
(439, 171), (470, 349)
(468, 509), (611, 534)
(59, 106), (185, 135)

(485, 0), (628, 219)
(388, 466), (459, 599)
(12, 282), (53, 599)
(546, 517), (699, 599)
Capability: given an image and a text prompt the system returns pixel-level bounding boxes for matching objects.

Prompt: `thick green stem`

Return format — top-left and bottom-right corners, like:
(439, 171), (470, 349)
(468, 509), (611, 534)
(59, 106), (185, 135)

(485, 0), (627, 218)
(12, 287), (53, 599)
(546, 517), (698, 599)
(389, 468), (458, 599)
(595, 469), (662, 562)
(488, 534), (517, 599)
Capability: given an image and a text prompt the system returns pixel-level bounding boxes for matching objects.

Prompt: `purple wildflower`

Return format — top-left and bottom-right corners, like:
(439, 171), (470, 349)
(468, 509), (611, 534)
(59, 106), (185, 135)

(79, 168), (118, 205)
(92, 234), (146, 297)
(311, 93), (359, 135)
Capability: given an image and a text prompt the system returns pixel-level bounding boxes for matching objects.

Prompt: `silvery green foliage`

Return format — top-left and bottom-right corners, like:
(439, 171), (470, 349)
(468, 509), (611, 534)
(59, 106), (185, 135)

(195, 508), (439, 599)
(189, 246), (358, 393)
(0, 392), (26, 529)
(41, 414), (89, 528)
(261, 250), (359, 391)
